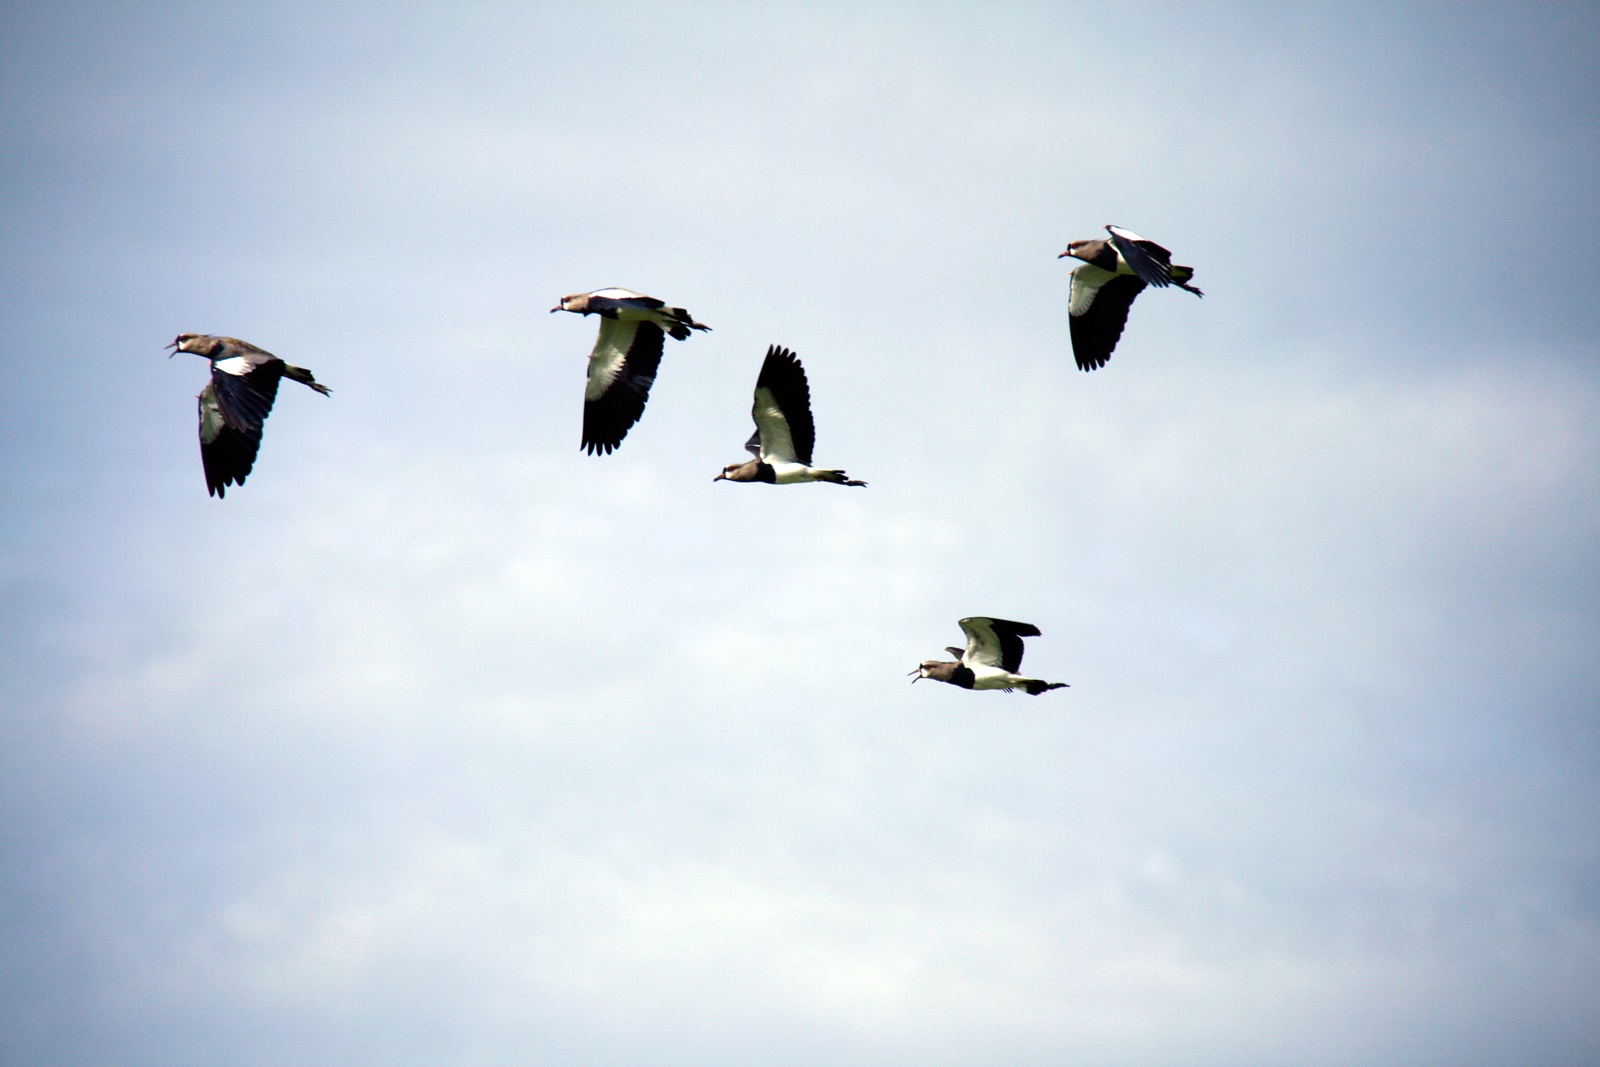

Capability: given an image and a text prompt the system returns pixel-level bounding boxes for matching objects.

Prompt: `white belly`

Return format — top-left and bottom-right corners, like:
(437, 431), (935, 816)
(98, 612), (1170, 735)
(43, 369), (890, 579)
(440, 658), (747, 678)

(770, 461), (814, 484)
(968, 664), (1023, 690)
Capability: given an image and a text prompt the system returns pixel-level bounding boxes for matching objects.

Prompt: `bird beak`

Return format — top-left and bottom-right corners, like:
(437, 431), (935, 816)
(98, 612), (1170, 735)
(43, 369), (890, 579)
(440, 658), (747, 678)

(164, 340), (178, 357)
(713, 472), (725, 482)
(1057, 250), (1070, 258)
(908, 668), (921, 682)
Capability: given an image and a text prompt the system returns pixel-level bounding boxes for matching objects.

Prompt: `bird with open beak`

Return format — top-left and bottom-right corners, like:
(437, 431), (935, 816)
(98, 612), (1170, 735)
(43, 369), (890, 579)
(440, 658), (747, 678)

(168, 333), (330, 497)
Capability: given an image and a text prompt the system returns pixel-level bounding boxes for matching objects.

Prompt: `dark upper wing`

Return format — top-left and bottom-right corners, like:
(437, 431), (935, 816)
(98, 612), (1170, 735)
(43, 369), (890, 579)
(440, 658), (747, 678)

(1069, 271), (1146, 371)
(198, 380), (265, 497)
(752, 345), (814, 466)
(959, 617), (1040, 673)
(583, 319), (664, 455)
(584, 288), (665, 315)
(208, 356), (284, 432)
(743, 429), (763, 457)
(1105, 226), (1175, 288)
(182, 344), (282, 498)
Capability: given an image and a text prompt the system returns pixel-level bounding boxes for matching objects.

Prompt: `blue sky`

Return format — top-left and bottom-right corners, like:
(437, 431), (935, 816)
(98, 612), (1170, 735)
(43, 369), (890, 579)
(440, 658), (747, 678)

(2, 3), (1597, 1064)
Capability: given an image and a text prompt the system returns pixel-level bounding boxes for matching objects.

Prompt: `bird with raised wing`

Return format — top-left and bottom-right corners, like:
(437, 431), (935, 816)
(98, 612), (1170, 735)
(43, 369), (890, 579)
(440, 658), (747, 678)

(551, 287), (710, 455)
(1059, 225), (1202, 371)
(911, 617), (1067, 695)
(715, 345), (866, 488)
(168, 333), (331, 498)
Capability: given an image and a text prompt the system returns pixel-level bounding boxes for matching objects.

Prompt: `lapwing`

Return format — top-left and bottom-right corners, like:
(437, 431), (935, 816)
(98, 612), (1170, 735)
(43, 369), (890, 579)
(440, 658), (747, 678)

(715, 345), (866, 487)
(911, 617), (1067, 695)
(1059, 225), (1202, 371)
(551, 287), (710, 455)
(168, 333), (331, 498)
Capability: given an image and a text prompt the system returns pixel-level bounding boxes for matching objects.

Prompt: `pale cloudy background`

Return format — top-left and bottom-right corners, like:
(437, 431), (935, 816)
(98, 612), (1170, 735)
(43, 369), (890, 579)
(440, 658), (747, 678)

(2, 3), (1597, 1064)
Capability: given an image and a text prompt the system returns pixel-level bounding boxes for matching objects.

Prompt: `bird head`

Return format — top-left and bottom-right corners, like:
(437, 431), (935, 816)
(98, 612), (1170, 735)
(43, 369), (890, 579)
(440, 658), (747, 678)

(1059, 240), (1091, 262)
(714, 460), (763, 483)
(167, 333), (206, 358)
(551, 293), (589, 314)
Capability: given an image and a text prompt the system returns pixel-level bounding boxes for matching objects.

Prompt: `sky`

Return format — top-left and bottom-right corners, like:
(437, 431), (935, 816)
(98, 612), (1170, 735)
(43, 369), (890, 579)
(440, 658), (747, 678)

(1, 2), (1597, 1064)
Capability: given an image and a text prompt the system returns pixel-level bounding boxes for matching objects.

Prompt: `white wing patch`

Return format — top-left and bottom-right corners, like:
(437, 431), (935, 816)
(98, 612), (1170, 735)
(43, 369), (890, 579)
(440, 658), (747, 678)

(1069, 266), (1114, 317)
(752, 386), (798, 464)
(585, 318), (639, 401)
(212, 356), (256, 377)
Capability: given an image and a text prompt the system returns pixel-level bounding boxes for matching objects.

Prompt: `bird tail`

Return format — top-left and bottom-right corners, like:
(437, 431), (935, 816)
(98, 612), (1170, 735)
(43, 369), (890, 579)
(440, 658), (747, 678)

(1022, 680), (1069, 695)
(282, 364), (333, 395)
(1171, 265), (1203, 297)
(816, 470), (867, 487)
(664, 308), (712, 340)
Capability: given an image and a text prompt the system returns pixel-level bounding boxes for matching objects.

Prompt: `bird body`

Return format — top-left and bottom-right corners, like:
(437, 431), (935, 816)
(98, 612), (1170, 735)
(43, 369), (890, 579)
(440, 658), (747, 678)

(716, 345), (865, 487)
(168, 333), (330, 498)
(912, 617), (1067, 695)
(552, 288), (710, 455)
(1060, 225), (1202, 371)
(553, 287), (708, 340)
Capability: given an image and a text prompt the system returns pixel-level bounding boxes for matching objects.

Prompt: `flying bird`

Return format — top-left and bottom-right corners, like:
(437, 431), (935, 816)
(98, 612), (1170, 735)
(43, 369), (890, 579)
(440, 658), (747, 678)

(551, 287), (710, 455)
(715, 345), (866, 487)
(168, 333), (331, 498)
(1059, 225), (1202, 371)
(911, 617), (1068, 695)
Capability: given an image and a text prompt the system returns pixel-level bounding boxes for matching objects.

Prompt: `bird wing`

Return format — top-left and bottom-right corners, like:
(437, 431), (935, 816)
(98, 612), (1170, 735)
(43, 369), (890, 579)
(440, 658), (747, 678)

(1105, 225), (1175, 288)
(198, 380), (266, 497)
(583, 288), (665, 315)
(751, 345), (814, 466)
(196, 344), (296, 497)
(583, 318), (664, 455)
(208, 354), (284, 434)
(1069, 269), (1146, 371)
(959, 617), (1040, 673)
(743, 429), (763, 457)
